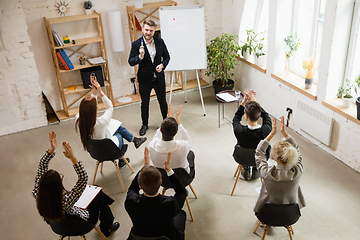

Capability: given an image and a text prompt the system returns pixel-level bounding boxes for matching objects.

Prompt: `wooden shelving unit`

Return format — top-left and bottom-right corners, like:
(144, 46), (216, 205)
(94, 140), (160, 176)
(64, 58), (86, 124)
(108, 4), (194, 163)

(44, 12), (113, 118)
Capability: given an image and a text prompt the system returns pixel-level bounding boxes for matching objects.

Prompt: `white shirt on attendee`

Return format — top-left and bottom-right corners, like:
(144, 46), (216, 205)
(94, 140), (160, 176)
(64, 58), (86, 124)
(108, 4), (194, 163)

(148, 124), (191, 174)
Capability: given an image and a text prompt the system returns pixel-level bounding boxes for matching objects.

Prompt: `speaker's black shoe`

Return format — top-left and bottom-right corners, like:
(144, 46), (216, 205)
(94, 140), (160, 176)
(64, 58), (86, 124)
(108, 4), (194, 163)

(139, 125), (148, 136)
(133, 137), (147, 149)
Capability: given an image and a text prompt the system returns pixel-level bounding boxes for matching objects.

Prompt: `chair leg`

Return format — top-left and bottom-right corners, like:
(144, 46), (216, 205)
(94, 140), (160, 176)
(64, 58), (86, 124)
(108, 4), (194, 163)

(94, 226), (108, 240)
(253, 221), (261, 234)
(162, 187), (167, 195)
(261, 177), (263, 183)
(92, 161), (100, 185)
(67, 237), (70, 240)
(114, 161), (126, 192)
(185, 197), (194, 221)
(286, 226), (294, 240)
(81, 236), (86, 240)
(188, 184), (198, 199)
(59, 236), (64, 240)
(231, 165), (243, 196)
(261, 226), (269, 240)
(122, 156), (135, 173)
(100, 162), (104, 173)
(289, 225), (294, 234)
(234, 164), (240, 177)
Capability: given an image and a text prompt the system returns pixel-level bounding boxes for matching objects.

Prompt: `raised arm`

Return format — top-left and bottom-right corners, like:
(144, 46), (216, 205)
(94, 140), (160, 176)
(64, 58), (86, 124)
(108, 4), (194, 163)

(128, 40), (142, 66)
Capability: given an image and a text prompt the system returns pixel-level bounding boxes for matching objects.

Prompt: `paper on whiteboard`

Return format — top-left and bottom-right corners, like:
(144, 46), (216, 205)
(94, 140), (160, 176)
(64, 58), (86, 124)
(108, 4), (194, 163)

(107, 119), (122, 136)
(216, 92), (238, 102)
(169, 17), (188, 31)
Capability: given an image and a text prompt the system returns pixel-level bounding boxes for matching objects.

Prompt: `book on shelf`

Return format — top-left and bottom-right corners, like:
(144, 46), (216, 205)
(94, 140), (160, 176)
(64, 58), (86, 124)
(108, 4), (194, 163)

(67, 85), (77, 91)
(52, 31), (64, 47)
(59, 49), (74, 70)
(56, 50), (69, 70)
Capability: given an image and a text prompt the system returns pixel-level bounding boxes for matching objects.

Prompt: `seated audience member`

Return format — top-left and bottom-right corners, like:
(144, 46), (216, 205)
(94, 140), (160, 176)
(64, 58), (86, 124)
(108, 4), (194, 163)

(254, 116), (306, 213)
(148, 103), (193, 175)
(75, 76), (146, 167)
(32, 131), (119, 237)
(125, 147), (187, 240)
(232, 90), (272, 180)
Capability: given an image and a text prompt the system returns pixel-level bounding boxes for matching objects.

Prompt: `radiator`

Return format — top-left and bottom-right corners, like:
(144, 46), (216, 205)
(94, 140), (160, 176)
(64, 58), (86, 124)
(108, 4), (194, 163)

(294, 101), (334, 146)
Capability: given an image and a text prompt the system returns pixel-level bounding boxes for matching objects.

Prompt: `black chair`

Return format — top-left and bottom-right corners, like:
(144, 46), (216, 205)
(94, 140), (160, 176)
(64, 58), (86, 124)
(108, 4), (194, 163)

(87, 139), (135, 192)
(129, 233), (170, 240)
(253, 203), (301, 240)
(158, 151), (197, 222)
(47, 213), (107, 240)
(231, 146), (257, 196)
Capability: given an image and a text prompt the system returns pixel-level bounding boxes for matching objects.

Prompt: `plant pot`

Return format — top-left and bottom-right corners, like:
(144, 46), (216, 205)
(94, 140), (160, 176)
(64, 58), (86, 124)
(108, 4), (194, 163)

(356, 97), (360, 120)
(255, 55), (266, 66)
(242, 50), (253, 62)
(85, 9), (92, 15)
(212, 79), (235, 95)
(134, 0), (143, 8)
(342, 97), (353, 108)
(305, 78), (313, 89)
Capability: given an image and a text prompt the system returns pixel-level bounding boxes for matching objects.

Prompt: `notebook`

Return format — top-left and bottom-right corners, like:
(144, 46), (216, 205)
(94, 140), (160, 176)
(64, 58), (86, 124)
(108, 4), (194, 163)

(74, 185), (102, 209)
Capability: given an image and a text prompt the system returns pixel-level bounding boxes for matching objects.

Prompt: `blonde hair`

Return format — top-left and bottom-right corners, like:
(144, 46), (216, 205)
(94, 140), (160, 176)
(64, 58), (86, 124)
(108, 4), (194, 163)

(271, 141), (299, 168)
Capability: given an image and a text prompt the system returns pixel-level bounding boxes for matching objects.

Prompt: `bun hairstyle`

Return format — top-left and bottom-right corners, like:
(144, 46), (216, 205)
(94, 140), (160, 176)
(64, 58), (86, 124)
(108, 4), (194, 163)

(271, 141), (299, 168)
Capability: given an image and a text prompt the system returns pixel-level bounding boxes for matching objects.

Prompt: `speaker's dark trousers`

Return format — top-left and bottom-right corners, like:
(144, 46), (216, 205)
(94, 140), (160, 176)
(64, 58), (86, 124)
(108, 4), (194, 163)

(139, 78), (168, 126)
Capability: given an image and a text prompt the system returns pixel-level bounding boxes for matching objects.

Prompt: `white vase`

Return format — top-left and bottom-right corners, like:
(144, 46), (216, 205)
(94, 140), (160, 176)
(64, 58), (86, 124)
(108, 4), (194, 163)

(255, 55), (266, 66)
(85, 9), (92, 15)
(342, 97), (353, 108)
(243, 50), (254, 62)
(134, 0), (143, 8)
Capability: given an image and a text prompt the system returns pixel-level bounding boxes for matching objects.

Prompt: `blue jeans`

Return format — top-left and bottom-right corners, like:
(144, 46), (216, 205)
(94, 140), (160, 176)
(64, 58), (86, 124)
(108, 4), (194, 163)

(113, 126), (134, 150)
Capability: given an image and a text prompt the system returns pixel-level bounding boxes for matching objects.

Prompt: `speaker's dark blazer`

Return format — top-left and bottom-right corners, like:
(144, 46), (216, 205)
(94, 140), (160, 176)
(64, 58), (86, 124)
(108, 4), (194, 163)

(125, 171), (187, 240)
(128, 37), (170, 86)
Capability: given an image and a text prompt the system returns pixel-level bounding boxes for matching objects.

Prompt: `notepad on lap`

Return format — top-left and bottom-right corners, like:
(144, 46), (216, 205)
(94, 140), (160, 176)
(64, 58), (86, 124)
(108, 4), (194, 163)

(107, 119), (122, 136)
(216, 92), (238, 102)
(74, 185), (102, 209)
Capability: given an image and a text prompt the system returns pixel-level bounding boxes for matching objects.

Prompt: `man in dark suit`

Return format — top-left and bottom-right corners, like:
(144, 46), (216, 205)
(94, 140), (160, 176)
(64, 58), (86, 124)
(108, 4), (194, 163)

(125, 147), (187, 240)
(128, 19), (171, 136)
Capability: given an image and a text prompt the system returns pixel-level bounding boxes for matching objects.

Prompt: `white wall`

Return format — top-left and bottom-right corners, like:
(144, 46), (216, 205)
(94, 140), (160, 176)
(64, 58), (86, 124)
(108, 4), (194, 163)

(231, 0), (360, 172)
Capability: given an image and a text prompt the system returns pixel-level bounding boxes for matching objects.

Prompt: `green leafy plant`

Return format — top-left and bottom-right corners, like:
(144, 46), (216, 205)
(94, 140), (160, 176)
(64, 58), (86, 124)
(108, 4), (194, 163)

(337, 79), (353, 99)
(254, 37), (266, 58)
(355, 75), (360, 94)
(284, 33), (301, 58)
(83, 0), (93, 9)
(240, 30), (262, 57)
(206, 33), (241, 86)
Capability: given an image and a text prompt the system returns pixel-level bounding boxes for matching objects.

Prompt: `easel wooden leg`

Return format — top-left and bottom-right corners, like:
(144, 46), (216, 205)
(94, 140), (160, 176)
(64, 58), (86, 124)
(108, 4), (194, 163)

(122, 156), (135, 173)
(231, 165), (243, 196)
(185, 197), (194, 221)
(92, 161), (100, 185)
(114, 161), (126, 192)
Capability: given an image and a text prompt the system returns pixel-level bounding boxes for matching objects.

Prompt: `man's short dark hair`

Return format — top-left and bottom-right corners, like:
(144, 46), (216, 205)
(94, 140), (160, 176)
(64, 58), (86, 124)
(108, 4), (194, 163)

(138, 165), (161, 195)
(160, 117), (178, 141)
(143, 19), (157, 28)
(244, 101), (262, 122)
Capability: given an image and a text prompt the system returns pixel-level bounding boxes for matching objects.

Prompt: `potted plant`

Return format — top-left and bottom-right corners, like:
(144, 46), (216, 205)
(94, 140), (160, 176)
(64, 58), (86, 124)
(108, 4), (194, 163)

(254, 36), (266, 66)
(206, 33), (241, 95)
(83, 0), (93, 14)
(284, 33), (301, 74)
(354, 75), (360, 120)
(337, 79), (353, 108)
(240, 30), (261, 62)
(302, 57), (318, 89)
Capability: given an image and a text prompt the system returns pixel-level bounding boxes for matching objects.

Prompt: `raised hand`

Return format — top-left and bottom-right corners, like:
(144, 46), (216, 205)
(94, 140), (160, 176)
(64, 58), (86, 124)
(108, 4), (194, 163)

(265, 117), (277, 142)
(175, 105), (183, 125)
(62, 142), (78, 165)
(139, 45), (145, 59)
(90, 76), (104, 96)
(280, 116), (289, 138)
(48, 131), (57, 154)
(164, 151), (172, 173)
(144, 146), (150, 166)
(167, 102), (173, 118)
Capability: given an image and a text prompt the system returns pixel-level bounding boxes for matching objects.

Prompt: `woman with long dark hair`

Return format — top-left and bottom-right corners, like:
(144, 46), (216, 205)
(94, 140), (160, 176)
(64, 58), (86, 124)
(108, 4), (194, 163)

(76, 76), (146, 167)
(32, 131), (120, 237)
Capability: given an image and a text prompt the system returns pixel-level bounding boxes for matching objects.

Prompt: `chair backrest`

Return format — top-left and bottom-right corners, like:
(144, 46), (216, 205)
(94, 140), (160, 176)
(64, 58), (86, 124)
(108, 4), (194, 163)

(256, 203), (301, 227)
(232, 146), (256, 167)
(129, 233), (170, 240)
(47, 214), (94, 237)
(87, 138), (127, 162)
(157, 168), (194, 189)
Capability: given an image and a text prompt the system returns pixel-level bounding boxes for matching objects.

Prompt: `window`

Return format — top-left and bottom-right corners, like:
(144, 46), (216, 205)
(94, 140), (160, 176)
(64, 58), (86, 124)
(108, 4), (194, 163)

(345, 0), (360, 93)
(290, 0), (326, 81)
(255, 0), (269, 34)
